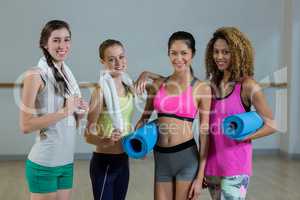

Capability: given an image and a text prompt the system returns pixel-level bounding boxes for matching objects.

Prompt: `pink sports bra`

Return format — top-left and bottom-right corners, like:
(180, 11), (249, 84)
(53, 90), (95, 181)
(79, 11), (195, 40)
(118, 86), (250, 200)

(153, 77), (198, 122)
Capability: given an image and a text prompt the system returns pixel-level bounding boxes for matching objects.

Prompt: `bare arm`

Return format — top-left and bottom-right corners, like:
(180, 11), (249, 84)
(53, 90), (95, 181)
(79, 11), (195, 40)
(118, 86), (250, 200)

(135, 78), (164, 129)
(19, 69), (74, 134)
(134, 71), (165, 94)
(188, 81), (212, 199)
(196, 82), (211, 180)
(243, 79), (277, 140)
(84, 87), (102, 145)
(84, 86), (115, 147)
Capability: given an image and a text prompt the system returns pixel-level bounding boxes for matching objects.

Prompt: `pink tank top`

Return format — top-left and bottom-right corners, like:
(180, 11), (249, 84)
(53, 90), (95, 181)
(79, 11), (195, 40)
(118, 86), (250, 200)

(205, 83), (252, 176)
(153, 78), (198, 121)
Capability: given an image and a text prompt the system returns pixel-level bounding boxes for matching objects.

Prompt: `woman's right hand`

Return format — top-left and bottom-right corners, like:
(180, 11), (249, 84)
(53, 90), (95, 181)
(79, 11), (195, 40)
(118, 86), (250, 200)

(134, 119), (144, 130)
(63, 96), (81, 116)
(110, 129), (122, 142)
(202, 177), (209, 189)
(134, 71), (150, 95)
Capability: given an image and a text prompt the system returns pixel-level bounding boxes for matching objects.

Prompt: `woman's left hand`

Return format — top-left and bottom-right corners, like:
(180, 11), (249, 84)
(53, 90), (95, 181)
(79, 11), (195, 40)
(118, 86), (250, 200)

(188, 177), (203, 200)
(75, 99), (89, 120)
(134, 119), (145, 130)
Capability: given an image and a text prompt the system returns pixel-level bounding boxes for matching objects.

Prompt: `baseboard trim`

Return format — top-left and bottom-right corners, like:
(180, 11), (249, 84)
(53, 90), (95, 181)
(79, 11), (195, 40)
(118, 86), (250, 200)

(0, 153), (92, 161)
(0, 154), (27, 161)
(253, 149), (280, 155)
(279, 150), (300, 160)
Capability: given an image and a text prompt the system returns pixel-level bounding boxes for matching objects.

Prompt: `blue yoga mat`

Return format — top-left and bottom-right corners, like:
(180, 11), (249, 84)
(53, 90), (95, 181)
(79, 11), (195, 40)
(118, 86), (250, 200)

(222, 111), (263, 140)
(122, 120), (158, 159)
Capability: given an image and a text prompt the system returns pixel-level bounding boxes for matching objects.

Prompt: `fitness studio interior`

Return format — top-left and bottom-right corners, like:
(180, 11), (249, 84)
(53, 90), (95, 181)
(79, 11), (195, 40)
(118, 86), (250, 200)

(0, 0), (299, 200)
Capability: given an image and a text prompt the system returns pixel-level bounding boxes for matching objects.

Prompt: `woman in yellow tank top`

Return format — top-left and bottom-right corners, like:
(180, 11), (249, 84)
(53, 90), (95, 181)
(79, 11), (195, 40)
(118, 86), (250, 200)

(84, 39), (161, 200)
(84, 39), (133, 200)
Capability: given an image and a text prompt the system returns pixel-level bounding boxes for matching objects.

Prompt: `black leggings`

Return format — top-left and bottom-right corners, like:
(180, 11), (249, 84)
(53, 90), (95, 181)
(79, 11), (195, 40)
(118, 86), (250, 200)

(89, 152), (129, 200)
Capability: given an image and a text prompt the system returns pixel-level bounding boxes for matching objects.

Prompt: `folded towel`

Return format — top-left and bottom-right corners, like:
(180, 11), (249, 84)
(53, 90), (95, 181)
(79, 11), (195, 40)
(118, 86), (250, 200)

(99, 71), (124, 132)
(99, 70), (147, 133)
(37, 57), (81, 98)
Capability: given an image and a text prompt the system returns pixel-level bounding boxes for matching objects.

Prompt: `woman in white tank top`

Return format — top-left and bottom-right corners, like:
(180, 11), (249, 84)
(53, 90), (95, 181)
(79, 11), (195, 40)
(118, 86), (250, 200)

(19, 20), (88, 200)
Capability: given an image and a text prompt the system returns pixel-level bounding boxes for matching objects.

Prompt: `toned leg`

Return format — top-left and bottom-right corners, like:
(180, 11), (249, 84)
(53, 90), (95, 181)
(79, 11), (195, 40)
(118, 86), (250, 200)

(206, 176), (222, 200)
(175, 181), (193, 200)
(57, 189), (72, 200)
(155, 182), (174, 200)
(30, 192), (57, 200)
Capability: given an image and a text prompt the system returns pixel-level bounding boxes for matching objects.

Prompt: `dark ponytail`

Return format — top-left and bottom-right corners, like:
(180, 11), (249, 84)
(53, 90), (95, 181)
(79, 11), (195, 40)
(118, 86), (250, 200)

(190, 66), (194, 76)
(39, 20), (71, 95)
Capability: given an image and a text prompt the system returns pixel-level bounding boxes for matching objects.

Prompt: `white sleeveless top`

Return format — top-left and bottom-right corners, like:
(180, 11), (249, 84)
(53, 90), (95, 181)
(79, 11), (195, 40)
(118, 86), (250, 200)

(28, 59), (78, 167)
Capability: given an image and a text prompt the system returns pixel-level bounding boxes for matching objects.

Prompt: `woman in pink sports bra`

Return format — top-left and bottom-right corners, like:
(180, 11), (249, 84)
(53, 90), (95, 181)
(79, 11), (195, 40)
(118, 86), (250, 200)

(203, 27), (277, 200)
(136, 31), (211, 200)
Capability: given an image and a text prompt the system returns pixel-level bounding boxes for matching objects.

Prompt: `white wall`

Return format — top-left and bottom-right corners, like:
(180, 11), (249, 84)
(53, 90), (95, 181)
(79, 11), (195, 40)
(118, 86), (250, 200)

(0, 0), (286, 156)
(279, 0), (292, 153)
(289, 0), (300, 154)
(278, 0), (300, 156)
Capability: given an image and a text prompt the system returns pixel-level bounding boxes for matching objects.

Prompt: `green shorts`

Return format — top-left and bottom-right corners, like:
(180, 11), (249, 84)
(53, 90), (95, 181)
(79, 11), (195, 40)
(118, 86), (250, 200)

(25, 159), (74, 193)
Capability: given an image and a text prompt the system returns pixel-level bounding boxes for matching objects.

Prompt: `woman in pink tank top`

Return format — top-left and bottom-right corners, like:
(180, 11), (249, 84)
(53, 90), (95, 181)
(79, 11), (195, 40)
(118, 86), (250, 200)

(203, 27), (277, 199)
(136, 31), (211, 200)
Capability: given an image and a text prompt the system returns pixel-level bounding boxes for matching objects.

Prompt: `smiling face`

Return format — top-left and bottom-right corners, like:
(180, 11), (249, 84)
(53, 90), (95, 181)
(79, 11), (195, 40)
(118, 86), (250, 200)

(101, 44), (127, 77)
(169, 40), (193, 73)
(43, 28), (71, 65)
(213, 38), (231, 72)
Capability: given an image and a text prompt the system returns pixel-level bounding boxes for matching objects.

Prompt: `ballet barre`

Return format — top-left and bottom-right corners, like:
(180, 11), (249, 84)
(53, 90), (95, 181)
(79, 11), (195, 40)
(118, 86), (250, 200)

(0, 82), (288, 89)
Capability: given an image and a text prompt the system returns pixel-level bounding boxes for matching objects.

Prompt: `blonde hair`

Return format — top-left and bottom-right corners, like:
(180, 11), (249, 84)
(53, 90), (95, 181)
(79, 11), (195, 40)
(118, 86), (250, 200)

(98, 39), (134, 96)
(205, 27), (254, 86)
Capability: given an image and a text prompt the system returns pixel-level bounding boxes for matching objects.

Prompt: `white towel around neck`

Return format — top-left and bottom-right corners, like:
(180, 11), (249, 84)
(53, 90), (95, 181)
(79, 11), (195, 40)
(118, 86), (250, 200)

(99, 71), (133, 132)
(37, 57), (81, 98)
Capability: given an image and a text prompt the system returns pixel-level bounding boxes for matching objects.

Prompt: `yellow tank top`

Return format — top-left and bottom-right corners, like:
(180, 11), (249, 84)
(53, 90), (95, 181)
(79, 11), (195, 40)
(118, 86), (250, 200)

(97, 92), (134, 137)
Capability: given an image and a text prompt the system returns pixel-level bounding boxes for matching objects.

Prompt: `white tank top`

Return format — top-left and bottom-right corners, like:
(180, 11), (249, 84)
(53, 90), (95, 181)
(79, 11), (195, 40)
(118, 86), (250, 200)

(28, 67), (76, 167)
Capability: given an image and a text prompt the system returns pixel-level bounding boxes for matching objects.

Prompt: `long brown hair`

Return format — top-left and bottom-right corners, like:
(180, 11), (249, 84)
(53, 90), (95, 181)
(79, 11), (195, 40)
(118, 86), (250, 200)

(205, 27), (254, 86)
(39, 20), (71, 95)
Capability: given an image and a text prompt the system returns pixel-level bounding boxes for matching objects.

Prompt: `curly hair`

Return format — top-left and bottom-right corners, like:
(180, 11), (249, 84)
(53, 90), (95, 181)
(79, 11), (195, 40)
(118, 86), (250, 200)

(205, 27), (254, 86)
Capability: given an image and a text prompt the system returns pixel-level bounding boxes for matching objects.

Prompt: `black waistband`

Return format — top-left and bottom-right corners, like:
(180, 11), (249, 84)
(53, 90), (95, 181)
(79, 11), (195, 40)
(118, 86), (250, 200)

(92, 152), (128, 164)
(154, 139), (196, 153)
(157, 113), (194, 122)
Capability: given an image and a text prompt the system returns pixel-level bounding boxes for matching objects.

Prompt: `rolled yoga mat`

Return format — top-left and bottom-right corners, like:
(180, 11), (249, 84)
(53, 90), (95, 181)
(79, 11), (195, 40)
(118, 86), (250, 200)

(222, 111), (263, 140)
(122, 120), (158, 159)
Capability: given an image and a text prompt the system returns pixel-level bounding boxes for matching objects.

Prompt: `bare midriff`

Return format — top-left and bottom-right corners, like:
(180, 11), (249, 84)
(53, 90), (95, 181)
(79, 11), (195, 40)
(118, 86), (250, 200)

(156, 117), (194, 147)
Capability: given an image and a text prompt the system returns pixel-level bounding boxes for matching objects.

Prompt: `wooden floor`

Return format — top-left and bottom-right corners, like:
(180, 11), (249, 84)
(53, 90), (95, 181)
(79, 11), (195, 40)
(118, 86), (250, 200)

(0, 154), (299, 200)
